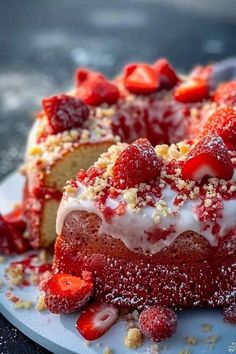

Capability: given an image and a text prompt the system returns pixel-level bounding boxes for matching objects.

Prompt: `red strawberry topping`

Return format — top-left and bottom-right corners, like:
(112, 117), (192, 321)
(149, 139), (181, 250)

(223, 305), (236, 324)
(174, 78), (209, 103)
(4, 204), (26, 233)
(112, 138), (163, 189)
(0, 214), (29, 255)
(182, 135), (234, 181)
(124, 63), (159, 94)
(200, 107), (236, 149)
(75, 68), (119, 106)
(190, 64), (213, 82)
(76, 303), (118, 341)
(214, 81), (236, 106)
(44, 273), (93, 314)
(42, 94), (89, 134)
(139, 305), (177, 342)
(153, 58), (179, 89)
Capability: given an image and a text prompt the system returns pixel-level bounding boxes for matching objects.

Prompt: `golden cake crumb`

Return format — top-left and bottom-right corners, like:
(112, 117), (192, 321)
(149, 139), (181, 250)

(36, 294), (47, 311)
(0, 256), (6, 264)
(201, 323), (212, 332)
(204, 335), (219, 345)
(123, 188), (139, 210)
(15, 299), (33, 310)
(185, 336), (197, 345)
(124, 328), (143, 349)
(103, 347), (113, 354)
(179, 349), (191, 354)
(6, 264), (24, 286)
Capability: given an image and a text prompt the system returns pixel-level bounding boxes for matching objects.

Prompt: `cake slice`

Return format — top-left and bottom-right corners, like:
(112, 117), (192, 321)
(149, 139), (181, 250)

(53, 136), (236, 310)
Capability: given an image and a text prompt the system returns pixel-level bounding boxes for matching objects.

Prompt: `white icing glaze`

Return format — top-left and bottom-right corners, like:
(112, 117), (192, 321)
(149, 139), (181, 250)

(56, 178), (236, 254)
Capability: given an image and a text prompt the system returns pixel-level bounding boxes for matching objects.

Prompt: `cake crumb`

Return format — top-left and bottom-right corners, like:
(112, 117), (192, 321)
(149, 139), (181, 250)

(204, 335), (219, 345)
(201, 323), (212, 332)
(124, 328), (143, 349)
(36, 294), (47, 311)
(6, 264), (24, 286)
(103, 346), (113, 354)
(179, 349), (191, 354)
(185, 336), (197, 345)
(84, 340), (91, 347)
(150, 343), (160, 354)
(0, 256), (6, 264)
(14, 299), (33, 309)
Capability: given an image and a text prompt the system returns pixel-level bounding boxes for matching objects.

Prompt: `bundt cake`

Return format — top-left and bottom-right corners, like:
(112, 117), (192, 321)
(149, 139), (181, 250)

(53, 135), (236, 311)
(22, 59), (222, 249)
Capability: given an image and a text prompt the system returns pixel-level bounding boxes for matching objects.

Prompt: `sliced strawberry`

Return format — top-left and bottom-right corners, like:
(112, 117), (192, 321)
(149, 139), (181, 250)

(76, 303), (118, 341)
(0, 214), (29, 255)
(76, 78), (119, 106)
(4, 204), (26, 233)
(182, 135), (234, 182)
(124, 63), (159, 94)
(112, 138), (163, 189)
(75, 68), (105, 86)
(200, 107), (236, 149)
(45, 273), (93, 314)
(139, 305), (177, 342)
(153, 58), (179, 89)
(75, 68), (119, 106)
(214, 81), (236, 106)
(190, 64), (213, 82)
(174, 79), (209, 103)
(42, 94), (89, 134)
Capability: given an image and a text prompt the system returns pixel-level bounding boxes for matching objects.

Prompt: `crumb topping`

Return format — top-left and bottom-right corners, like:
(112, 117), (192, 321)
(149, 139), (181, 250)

(124, 328), (143, 349)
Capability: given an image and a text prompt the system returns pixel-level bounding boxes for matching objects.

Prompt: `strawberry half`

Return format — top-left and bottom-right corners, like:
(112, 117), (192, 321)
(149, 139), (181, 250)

(200, 107), (236, 149)
(4, 204), (26, 233)
(174, 78), (209, 103)
(153, 58), (179, 89)
(45, 273), (93, 314)
(42, 94), (89, 134)
(112, 138), (163, 189)
(190, 64), (213, 82)
(182, 135), (234, 181)
(0, 214), (29, 255)
(214, 81), (236, 106)
(75, 68), (119, 106)
(124, 63), (159, 94)
(76, 303), (118, 341)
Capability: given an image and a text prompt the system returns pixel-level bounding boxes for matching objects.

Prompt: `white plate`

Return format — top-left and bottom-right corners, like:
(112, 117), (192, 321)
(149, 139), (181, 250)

(0, 172), (235, 354)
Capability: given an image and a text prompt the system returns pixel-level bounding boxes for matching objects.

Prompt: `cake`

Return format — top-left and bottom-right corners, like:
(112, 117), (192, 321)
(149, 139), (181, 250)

(22, 59), (220, 249)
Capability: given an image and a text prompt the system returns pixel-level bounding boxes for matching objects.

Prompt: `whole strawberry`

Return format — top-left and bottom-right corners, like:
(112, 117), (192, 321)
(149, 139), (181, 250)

(214, 81), (236, 106)
(139, 305), (177, 342)
(200, 107), (236, 149)
(42, 94), (89, 134)
(182, 134), (234, 182)
(112, 138), (163, 189)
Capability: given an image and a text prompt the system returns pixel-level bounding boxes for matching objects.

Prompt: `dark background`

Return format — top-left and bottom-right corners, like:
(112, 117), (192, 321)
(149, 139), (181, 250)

(0, 0), (236, 353)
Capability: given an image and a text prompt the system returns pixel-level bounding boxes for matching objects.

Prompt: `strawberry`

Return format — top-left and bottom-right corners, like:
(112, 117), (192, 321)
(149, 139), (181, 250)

(214, 81), (236, 106)
(75, 68), (119, 106)
(190, 64), (213, 82)
(45, 273), (93, 314)
(76, 303), (118, 341)
(112, 138), (163, 189)
(174, 79), (209, 103)
(124, 63), (159, 94)
(200, 107), (236, 149)
(4, 204), (26, 233)
(139, 305), (177, 342)
(153, 58), (179, 89)
(182, 135), (234, 181)
(75, 68), (105, 86)
(0, 214), (29, 255)
(42, 94), (89, 134)
(223, 305), (236, 324)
